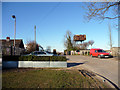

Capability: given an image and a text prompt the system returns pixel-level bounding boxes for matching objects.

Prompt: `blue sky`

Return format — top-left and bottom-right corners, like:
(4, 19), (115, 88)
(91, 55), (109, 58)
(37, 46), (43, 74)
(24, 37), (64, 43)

(2, 2), (118, 52)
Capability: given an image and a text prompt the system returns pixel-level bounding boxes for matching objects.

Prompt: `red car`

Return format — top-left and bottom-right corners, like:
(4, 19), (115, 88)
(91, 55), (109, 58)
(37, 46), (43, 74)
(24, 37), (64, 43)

(90, 48), (111, 58)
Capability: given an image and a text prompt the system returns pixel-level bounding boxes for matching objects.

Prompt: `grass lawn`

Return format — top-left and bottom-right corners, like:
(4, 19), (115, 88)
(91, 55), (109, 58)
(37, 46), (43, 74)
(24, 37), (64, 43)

(2, 68), (109, 88)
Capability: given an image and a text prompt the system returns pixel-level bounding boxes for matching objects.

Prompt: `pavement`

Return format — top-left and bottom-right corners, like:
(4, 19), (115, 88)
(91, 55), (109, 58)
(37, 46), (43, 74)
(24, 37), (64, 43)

(66, 55), (118, 87)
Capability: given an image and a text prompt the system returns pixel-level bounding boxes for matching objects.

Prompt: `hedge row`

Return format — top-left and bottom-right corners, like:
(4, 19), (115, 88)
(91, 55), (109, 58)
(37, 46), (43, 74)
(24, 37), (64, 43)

(2, 55), (67, 61)
(2, 56), (20, 61)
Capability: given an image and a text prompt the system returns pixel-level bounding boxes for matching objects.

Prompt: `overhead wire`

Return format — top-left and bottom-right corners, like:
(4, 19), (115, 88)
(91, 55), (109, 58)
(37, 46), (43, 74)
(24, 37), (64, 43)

(36, 2), (62, 48)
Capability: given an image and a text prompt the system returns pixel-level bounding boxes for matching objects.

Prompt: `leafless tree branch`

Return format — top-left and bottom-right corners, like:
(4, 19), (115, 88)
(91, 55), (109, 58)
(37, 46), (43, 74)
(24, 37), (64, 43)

(84, 2), (119, 21)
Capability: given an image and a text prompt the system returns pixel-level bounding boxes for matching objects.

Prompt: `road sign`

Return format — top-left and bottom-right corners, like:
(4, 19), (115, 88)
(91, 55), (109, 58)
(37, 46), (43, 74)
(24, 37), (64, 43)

(74, 35), (86, 41)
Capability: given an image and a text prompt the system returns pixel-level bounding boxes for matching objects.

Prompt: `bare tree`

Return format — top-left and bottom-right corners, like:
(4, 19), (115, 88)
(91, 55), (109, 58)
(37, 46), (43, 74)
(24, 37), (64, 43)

(81, 42), (89, 49)
(88, 40), (94, 48)
(64, 30), (73, 51)
(75, 40), (94, 50)
(84, 2), (119, 22)
(26, 40), (39, 53)
(74, 42), (89, 50)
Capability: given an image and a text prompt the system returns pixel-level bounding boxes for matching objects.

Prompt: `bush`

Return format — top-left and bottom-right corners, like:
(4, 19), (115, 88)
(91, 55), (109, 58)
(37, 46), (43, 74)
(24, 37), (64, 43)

(19, 55), (33, 61)
(33, 56), (50, 61)
(88, 52), (90, 55)
(50, 56), (67, 61)
(2, 55), (20, 61)
(2, 56), (67, 61)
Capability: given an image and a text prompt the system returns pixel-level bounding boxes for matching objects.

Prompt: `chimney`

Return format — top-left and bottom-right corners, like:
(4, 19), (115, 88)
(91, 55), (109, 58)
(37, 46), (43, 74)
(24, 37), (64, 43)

(6, 37), (10, 42)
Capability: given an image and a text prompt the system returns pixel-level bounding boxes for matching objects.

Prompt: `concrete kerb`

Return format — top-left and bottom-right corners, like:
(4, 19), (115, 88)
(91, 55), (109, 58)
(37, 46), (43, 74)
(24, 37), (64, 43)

(94, 72), (119, 89)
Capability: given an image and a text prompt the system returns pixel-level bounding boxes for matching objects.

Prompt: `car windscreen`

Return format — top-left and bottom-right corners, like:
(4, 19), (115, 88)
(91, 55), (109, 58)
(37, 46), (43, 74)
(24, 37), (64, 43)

(97, 50), (106, 52)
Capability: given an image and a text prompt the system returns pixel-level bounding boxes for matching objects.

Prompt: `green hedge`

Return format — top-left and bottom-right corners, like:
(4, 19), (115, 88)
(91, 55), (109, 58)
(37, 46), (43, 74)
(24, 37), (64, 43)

(2, 55), (20, 61)
(50, 56), (66, 61)
(19, 55), (33, 61)
(2, 55), (67, 61)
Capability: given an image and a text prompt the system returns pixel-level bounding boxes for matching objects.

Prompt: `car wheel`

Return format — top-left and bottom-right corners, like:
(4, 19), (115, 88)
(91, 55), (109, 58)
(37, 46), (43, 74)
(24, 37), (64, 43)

(91, 54), (93, 57)
(98, 55), (101, 58)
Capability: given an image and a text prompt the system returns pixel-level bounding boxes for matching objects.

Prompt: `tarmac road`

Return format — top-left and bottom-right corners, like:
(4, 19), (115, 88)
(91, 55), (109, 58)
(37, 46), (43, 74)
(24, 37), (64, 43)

(67, 55), (118, 87)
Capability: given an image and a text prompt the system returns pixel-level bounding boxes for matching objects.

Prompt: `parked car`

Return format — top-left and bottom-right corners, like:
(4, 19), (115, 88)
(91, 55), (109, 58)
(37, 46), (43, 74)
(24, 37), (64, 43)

(90, 48), (112, 58)
(24, 51), (54, 56)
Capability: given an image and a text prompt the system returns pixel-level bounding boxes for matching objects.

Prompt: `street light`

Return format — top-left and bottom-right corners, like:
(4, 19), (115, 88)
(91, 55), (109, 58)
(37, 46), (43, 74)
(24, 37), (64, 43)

(34, 25), (36, 51)
(12, 15), (16, 55)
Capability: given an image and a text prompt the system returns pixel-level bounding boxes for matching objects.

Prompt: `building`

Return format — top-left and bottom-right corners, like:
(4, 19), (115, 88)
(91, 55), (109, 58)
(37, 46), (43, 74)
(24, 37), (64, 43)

(0, 37), (25, 56)
(110, 47), (120, 56)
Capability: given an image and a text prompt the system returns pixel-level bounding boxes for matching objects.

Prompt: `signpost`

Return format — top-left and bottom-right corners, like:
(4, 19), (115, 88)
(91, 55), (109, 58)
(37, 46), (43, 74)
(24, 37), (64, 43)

(74, 35), (86, 42)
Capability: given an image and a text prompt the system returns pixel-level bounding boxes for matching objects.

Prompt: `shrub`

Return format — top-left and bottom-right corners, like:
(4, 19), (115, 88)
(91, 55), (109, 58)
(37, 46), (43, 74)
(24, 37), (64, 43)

(32, 56), (50, 61)
(2, 56), (67, 61)
(50, 56), (66, 61)
(88, 52), (90, 55)
(19, 55), (33, 61)
(2, 55), (20, 61)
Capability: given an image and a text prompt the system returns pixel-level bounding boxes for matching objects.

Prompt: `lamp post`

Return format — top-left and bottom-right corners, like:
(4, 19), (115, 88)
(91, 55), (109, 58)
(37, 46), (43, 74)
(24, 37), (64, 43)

(12, 15), (16, 55)
(34, 25), (36, 51)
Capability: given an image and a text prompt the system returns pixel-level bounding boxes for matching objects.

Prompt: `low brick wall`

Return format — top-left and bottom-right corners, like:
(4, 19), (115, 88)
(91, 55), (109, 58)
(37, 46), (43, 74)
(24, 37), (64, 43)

(2, 61), (67, 68)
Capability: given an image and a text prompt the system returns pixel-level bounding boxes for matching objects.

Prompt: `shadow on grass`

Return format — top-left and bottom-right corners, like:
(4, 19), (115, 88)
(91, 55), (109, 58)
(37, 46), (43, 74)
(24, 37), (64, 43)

(67, 63), (84, 67)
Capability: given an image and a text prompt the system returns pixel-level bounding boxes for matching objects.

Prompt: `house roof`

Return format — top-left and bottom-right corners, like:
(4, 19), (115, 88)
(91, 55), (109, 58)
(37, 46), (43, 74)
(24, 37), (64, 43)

(0, 39), (24, 48)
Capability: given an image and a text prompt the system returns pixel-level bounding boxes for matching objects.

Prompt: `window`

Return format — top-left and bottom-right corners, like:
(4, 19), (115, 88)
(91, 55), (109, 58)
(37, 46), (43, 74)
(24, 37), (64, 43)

(34, 52), (38, 54)
(37, 52), (41, 54)
(95, 50), (97, 53)
(41, 52), (46, 54)
(76, 50), (80, 52)
(97, 50), (106, 52)
(37, 52), (46, 54)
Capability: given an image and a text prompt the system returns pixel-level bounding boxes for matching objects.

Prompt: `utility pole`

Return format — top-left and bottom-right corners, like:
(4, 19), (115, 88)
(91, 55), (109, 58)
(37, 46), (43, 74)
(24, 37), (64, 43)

(12, 15), (16, 55)
(108, 23), (112, 50)
(34, 25), (36, 51)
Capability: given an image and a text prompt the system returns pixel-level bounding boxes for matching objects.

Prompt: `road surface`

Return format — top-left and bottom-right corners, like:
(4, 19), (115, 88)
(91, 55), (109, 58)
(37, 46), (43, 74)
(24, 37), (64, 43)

(67, 55), (118, 87)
